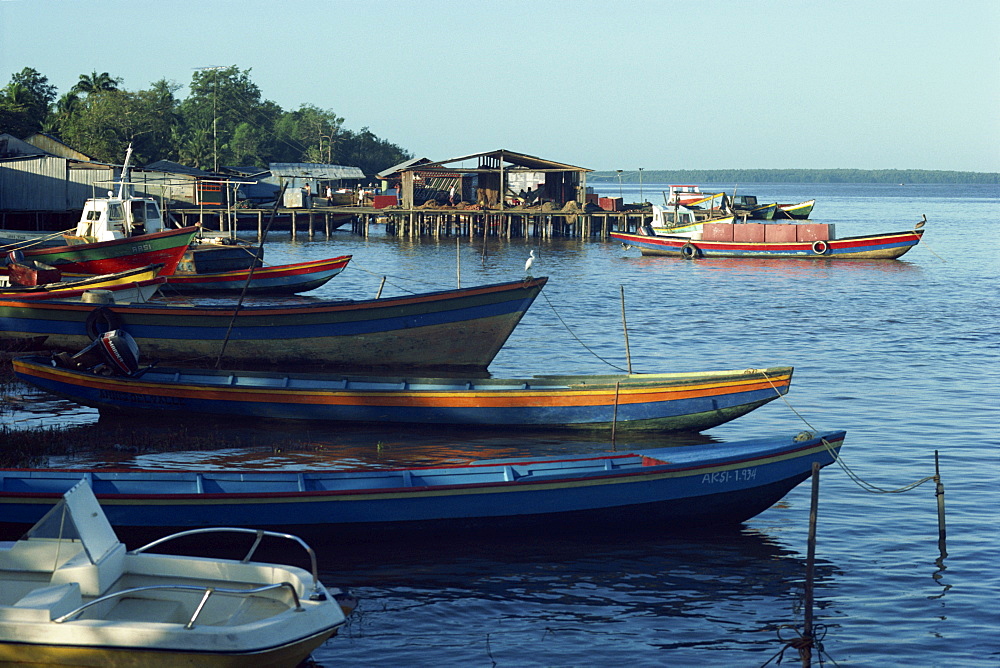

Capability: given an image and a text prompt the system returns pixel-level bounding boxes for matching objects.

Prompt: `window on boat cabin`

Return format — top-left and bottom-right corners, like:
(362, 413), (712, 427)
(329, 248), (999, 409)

(130, 201), (146, 223)
(80, 209), (102, 237)
(107, 202), (126, 233)
(107, 202), (124, 221)
(145, 202), (160, 221)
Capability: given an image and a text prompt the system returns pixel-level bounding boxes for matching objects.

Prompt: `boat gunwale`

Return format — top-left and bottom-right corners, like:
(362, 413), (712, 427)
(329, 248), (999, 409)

(22, 227), (200, 256)
(0, 433), (847, 502)
(0, 276), (548, 315)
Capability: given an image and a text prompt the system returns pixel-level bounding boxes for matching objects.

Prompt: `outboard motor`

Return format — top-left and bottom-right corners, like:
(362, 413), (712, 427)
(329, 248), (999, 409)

(53, 329), (141, 376)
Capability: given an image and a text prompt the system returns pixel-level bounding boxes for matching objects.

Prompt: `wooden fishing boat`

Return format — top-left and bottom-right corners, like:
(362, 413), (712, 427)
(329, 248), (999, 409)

(9, 144), (262, 277)
(728, 195), (778, 220)
(0, 482), (348, 666)
(612, 218), (925, 260)
(19, 226), (199, 277)
(665, 185), (713, 207)
(648, 204), (735, 237)
(776, 199), (816, 219)
(0, 264), (164, 298)
(0, 430), (846, 541)
(162, 255), (351, 295)
(12, 352), (793, 431)
(0, 277), (548, 372)
(4, 277), (165, 304)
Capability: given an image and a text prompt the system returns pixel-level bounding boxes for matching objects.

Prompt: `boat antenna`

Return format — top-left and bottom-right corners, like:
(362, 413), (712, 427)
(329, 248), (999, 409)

(117, 143), (134, 200)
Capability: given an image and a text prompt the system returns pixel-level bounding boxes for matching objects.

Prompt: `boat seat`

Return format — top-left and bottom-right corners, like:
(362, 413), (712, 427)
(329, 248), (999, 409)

(0, 582), (82, 622)
(50, 543), (126, 597)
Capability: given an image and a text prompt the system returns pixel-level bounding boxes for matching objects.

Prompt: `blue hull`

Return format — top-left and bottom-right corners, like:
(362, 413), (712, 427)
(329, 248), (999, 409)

(0, 431), (845, 541)
(0, 278), (547, 372)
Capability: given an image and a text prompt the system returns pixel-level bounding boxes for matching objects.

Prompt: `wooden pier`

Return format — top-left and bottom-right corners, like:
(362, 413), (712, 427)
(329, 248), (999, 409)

(175, 206), (655, 241)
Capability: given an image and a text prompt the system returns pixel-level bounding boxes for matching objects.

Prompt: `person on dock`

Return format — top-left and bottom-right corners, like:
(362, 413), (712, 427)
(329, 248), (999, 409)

(325, 185), (333, 206)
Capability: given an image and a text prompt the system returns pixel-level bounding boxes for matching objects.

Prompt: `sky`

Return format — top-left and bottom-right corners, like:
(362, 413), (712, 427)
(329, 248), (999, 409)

(2, 0), (998, 173)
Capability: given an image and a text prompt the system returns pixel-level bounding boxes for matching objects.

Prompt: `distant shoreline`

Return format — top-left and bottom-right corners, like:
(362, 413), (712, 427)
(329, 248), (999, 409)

(588, 169), (999, 185)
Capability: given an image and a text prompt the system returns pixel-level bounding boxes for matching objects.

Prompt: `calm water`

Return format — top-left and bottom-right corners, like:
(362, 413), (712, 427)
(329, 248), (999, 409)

(3, 183), (999, 666)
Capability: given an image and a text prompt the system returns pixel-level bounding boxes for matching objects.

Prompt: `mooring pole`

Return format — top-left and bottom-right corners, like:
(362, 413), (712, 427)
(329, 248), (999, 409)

(620, 285), (632, 374)
(935, 450), (947, 558)
(611, 381), (620, 450)
(456, 237), (461, 288)
(801, 461), (821, 667)
(375, 276), (386, 300)
(215, 184), (286, 369)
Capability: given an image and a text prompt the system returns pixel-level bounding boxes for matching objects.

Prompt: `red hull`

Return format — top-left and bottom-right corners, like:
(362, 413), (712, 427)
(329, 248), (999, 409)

(23, 227), (199, 276)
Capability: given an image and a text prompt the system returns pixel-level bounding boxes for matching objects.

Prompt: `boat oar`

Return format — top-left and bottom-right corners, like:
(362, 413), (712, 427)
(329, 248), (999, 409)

(215, 184), (287, 369)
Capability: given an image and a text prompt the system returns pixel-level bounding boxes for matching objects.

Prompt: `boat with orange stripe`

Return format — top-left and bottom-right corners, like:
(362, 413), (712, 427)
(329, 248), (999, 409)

(12, 352), (792, 430)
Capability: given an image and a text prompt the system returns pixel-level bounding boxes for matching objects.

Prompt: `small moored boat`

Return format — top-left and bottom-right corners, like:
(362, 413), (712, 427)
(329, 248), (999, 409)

(775, 199), (816, 220)
(612, 217), (926, 260)
(0, 264), (165, 298)
(162, 255), (352, 295)
(0, 481), (349, 666)
(0, 277), (548, 372)
(0, 430), (846, 541)
(12, 339), (794, 431)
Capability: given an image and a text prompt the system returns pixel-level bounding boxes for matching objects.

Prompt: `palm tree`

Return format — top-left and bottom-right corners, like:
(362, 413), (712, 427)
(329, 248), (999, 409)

(71, 71), (121, 96)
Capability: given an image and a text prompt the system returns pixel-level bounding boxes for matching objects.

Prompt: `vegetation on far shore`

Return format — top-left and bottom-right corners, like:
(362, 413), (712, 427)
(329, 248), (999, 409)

(589, 168), (999, 185)
(0, 66), (411, 176)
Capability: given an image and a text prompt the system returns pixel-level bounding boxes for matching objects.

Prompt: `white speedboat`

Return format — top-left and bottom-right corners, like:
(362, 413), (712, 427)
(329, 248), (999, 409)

(0, 481), (349, 667)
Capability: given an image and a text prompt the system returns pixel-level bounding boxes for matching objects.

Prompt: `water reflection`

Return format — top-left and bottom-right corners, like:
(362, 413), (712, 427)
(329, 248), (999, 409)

(317, 527), (843, 666)
(43, 412), (719, 470)
(621, 254), (925, 277)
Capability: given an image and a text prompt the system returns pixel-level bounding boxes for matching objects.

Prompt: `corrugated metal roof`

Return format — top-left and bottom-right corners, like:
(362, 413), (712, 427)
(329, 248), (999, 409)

(268, 163), (365, 179)
(143, 160), (211, 177)
(419, 149), (591, 173)
(377, 157), (432, 179)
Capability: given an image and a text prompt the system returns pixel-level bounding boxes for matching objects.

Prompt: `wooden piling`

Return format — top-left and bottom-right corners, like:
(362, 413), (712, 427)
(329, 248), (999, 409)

(620, 285), (632, 374)
(801, 461), (821, 668)
(935, 450), (947, 558)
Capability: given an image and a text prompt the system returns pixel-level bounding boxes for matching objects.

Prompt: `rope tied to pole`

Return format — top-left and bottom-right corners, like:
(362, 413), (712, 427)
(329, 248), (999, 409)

(761, 624), (836, 667)
(758, 370), (937, 495)
(540, 291), (628, 372)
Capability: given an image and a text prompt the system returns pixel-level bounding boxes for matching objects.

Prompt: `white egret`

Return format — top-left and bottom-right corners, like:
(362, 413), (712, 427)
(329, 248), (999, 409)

(525, 250), (535, 275)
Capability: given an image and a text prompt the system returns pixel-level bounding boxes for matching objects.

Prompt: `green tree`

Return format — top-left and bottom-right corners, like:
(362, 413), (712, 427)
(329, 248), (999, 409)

(0, 67), (56, 136)
(59, 85), (180, 164)
(178, 66), (280, 171)
(337, 126), (412, 175)
(71, 71), (122, 96)
(270, 104), (344, 164)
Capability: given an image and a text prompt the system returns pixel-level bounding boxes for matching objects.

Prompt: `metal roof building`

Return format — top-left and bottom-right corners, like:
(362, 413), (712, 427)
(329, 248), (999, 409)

(381, 149), (592, 209)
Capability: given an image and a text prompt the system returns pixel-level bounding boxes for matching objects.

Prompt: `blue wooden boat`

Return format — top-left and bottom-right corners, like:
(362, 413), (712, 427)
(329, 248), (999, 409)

(0, 430), (846, 541)
(0, 277), (547, 372)
(11, 356), (793, 431)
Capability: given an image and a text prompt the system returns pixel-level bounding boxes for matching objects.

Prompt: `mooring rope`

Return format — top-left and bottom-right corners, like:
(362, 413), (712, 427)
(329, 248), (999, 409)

(761, 623), (838, 667)
(760, 370), (937, 495)
(0, 228), (75, 252)
(540, 291), (628, 372)
(345, 262), (451, 295)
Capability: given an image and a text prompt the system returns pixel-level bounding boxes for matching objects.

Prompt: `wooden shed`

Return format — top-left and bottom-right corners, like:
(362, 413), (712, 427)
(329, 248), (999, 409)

(0, 134), (117, 228)
(380, 149), (591, 210)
